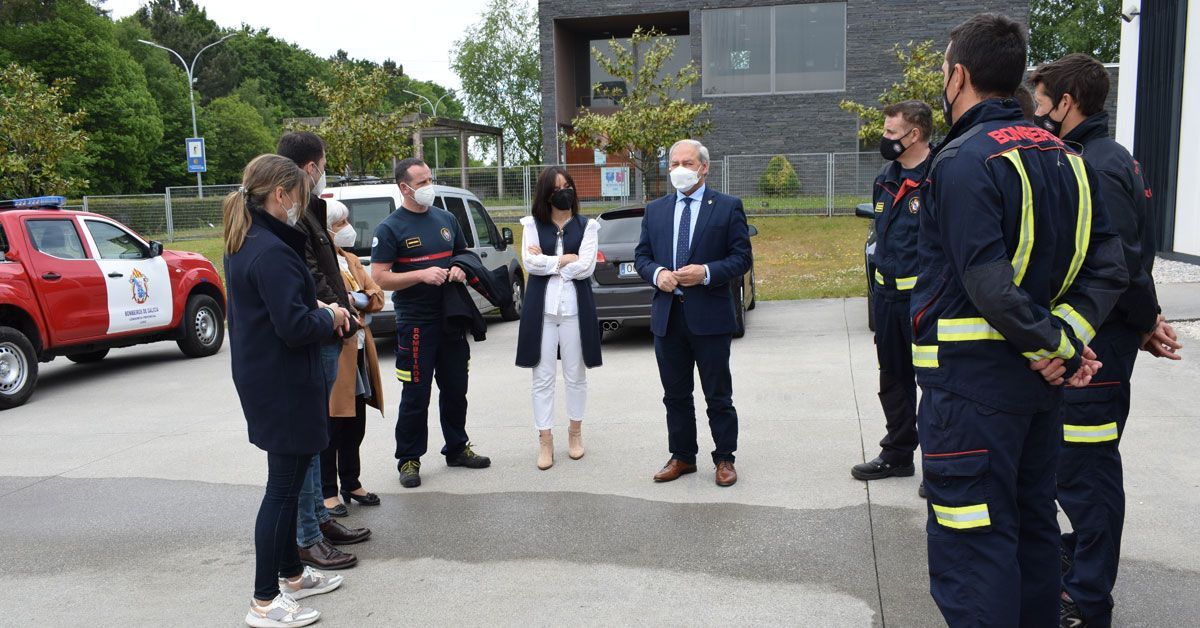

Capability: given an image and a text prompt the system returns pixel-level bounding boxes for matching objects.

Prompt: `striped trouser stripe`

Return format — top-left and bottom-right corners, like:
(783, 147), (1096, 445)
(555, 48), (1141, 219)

(1064, 422), (1119, 443)
(932, 503), (991, 530)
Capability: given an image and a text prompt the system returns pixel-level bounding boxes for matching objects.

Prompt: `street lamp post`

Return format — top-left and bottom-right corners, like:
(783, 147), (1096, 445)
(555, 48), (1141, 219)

(139, 34), (235, 197)
(403, 89), (455, 169)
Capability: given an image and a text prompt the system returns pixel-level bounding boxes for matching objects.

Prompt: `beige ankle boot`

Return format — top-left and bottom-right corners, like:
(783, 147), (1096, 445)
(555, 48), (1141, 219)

(568, 420), (584, 460)
(537, 431), (554, 470)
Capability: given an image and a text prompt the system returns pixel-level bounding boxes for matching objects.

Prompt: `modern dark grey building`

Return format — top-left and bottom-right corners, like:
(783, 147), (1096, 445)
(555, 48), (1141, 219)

(539, 0), (1029, 165)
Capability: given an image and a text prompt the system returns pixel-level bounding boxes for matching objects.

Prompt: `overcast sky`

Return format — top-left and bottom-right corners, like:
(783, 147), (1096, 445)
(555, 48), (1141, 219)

(102, 0), (496, 90)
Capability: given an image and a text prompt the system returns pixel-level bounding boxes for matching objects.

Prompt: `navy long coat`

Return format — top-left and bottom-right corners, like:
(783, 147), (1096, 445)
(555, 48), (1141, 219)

(226, 208), (335, 455)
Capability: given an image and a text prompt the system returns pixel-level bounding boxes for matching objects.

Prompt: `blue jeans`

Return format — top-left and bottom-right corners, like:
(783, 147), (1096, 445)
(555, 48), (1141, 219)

(297, 342), (341, 547)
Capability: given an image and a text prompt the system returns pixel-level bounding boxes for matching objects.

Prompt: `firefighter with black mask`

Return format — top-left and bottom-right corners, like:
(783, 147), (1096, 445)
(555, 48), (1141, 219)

(851, 101), (933, 486)
(1030, 52), (1184, 628)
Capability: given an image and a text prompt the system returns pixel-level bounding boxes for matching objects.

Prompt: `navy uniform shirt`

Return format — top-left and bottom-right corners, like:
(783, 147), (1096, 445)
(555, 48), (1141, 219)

(371, 204), (469, 323)
(870, 157), (930, 290)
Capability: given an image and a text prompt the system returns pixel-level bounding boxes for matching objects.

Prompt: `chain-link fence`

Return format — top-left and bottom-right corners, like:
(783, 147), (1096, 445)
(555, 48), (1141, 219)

(76, 152), (886, 241)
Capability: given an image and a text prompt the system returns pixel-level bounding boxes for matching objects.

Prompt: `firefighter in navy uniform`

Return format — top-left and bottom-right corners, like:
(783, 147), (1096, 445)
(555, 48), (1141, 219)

(851, 101), (933, 483)
(913, 15), (1128, 626)
(370, 158), (492, 490)
(1030, 54), (1185, 628)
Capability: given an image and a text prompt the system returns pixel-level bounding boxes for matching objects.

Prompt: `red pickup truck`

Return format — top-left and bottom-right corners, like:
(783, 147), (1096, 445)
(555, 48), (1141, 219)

(0, 196), (226, 409)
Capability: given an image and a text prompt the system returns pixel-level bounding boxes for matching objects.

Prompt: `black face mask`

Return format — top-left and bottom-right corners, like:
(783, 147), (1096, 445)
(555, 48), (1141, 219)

(1032, 106), (1065, 137)
(942, 67), (960, 126)
(550, 187), (576, 211)
(879, 129), (915, 161)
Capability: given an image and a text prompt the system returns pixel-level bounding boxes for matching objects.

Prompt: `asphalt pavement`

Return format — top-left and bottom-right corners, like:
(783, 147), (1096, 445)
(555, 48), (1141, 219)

(1, 297), (1197, 627)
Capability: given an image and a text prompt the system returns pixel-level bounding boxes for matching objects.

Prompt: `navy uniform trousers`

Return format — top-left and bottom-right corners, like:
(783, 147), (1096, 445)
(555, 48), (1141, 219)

(393, 319), (471, 465)
(1057, 322), (1140, 628)
(874, 286), (918, 465)
(919, 386), (1062, 627)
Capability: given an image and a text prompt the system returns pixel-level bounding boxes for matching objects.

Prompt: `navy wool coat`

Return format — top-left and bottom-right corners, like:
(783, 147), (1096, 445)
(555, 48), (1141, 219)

(226, 208), (335, 455)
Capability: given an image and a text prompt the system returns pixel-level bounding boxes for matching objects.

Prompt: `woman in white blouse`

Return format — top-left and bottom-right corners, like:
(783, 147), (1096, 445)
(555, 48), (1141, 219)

(515, 167), (603, 470)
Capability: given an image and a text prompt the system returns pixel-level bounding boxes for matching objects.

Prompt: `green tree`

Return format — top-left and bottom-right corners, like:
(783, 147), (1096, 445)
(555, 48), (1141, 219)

(198, 94), (274, 184)
(0, 63), (89, 198)
(292, 62), (426, 176)
(134, 0), (239, 101)
(1029, 0), (1121, 64)
(451, 0), (541, 165)
(840, 41), (948, 146)
(570, 27), (711, 200)
(758, 155), (801, 197)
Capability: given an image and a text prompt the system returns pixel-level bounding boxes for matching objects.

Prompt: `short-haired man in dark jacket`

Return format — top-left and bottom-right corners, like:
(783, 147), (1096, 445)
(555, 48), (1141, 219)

(913, 14), (1129, 625)
(277, 131), (370, 570)
(1030, 53), (1184, 628)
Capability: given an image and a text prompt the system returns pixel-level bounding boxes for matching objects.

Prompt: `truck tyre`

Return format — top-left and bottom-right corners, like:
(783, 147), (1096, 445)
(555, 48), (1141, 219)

(67, 349), (109, 364)
(0, 326), (38, 410)
(177, 294), (225, 358)
(500, 268), (524, 321)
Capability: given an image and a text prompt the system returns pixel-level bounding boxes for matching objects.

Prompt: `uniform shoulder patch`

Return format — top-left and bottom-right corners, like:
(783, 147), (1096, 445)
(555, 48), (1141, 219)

(440, 227), (452, 242)
(908, 196), (921, 214)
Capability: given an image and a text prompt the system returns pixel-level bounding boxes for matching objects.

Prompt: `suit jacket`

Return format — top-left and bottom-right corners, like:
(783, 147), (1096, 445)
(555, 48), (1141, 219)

(634, 186), (753, 337)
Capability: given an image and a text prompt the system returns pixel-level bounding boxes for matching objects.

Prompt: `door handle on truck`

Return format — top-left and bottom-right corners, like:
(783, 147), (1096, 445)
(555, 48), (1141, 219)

(42, 272), (61, 281)
(107, 271), (124, 278)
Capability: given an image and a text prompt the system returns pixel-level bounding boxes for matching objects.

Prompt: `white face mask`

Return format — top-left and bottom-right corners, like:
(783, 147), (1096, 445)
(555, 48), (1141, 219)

(332, 224), (356, 248)
(283, 193), (301, 226)
(670, 166), (701, 192)
(407, 183), (436, 208)
(310, 169), (326, 196)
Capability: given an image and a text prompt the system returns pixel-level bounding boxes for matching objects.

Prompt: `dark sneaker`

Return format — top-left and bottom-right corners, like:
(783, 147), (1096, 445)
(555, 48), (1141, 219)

(1060, 592), (1087, 628)
(851, 457), (915, 481)
(447, 443), (491, 469)
(918, 481), (927, 499)
(399, 460), (421, 488)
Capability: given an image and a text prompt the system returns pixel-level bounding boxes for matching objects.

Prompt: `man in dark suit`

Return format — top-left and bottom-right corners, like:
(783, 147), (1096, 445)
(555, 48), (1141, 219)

(635, 139), (753, 486)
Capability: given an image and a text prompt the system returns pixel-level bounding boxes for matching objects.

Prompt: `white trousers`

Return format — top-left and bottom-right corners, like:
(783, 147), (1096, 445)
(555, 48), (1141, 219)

(532, 313), (587, 430)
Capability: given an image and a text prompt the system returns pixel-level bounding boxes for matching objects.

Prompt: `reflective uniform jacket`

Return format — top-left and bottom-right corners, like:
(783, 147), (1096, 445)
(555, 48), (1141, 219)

(910, 99), (1129, 414)
(871, 155), (931, 292)
(1063, 111), (1160, 333)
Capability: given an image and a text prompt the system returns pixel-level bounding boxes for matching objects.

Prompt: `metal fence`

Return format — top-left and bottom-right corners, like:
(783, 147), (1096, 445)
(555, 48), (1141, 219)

(77, 152), (886, 241)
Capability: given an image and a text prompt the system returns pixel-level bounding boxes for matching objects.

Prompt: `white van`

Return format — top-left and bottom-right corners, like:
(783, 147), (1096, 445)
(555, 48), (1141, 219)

(319, 183), (524, 335)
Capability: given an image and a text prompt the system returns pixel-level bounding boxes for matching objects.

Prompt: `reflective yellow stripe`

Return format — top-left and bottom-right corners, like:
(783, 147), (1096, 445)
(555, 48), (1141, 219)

(1022, 328), (1077, 361)
(932, 503), (992, 529)
(1000, 150), (1035, 286)
(912, 344), (939, 368)
(895, 275), (917, 290)
(1055, 154), (1093, 303)
(1052, 303), (1096, 345)
(874, 269), (884, 285)
(937, 317), (1005, 342)
(1064, 422), (1119, 443)
(395, 368), (412, 382)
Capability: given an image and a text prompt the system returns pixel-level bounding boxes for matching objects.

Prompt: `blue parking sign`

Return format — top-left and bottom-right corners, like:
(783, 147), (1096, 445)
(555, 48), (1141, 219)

(185, 137), (206, 173)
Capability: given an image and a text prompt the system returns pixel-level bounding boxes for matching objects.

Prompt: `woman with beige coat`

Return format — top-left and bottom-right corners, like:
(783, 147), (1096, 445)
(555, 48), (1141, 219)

(321, 200), (386, 516)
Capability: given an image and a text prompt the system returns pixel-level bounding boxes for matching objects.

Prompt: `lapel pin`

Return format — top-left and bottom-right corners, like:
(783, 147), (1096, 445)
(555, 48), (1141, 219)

(708, 199), (713, 205)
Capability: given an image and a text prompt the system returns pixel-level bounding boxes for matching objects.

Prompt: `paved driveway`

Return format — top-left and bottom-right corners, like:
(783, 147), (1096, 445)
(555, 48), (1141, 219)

(1, 299), (1197, 626)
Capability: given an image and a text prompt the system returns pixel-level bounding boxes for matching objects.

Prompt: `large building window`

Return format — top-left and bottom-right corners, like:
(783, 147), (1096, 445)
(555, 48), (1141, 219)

(586, 35), (691, 106)
(702, 2), (846, 96)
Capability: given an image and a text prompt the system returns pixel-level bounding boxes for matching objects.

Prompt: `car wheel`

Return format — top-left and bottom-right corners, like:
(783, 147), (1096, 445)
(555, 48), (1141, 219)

(747, 268), (757, 310)
(0, 326), (38, 410)
(733, 283), (747, 339)
(500, 270), (524, 321)
(67, 349), (109, 364)
(177, 294), (225, 358)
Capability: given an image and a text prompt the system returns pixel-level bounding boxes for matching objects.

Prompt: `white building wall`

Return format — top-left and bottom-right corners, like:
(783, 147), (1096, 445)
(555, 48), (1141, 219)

(1115, 1), (1140, 151)
(1174, 5), (1200, 257)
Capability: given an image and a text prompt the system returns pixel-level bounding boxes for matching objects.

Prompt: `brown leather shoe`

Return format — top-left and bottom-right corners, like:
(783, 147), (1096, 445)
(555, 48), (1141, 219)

(653, 459), (698, 482)
(320, 519), (371, 545)
(716, 461), (737, 487)
(298, 539), (357, 570)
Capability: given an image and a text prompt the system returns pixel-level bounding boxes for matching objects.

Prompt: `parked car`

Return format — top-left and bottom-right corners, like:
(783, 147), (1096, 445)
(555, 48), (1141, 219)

(854, 202), (879, 331)
(591, 206), (757, 338)
(318, 183), (523, 336)
(0, 196), (226, 409)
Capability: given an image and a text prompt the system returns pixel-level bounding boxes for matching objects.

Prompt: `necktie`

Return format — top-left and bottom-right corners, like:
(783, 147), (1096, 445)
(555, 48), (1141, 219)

(675, 196), (692, 270)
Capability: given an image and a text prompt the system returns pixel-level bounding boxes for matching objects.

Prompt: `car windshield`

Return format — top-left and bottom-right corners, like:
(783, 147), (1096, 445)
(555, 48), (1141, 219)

(598, 215), (644, 244)
(342, 196), (395, 255)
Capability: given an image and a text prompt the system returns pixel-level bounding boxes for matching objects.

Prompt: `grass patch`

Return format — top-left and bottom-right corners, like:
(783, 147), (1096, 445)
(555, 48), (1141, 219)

(168, 215), (869, 302)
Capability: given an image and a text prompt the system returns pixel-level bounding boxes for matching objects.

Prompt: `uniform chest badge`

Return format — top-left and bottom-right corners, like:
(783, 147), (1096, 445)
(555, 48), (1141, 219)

(908, 196), (921, 214)
(440, 227), (452, 242)
(405, 237), (422, 249)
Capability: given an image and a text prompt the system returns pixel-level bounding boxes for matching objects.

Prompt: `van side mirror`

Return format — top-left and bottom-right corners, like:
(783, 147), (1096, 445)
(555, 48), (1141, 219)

(149, 241), (164, 257)
(502, 227), (514, 245)
(855, 203), (876, 219)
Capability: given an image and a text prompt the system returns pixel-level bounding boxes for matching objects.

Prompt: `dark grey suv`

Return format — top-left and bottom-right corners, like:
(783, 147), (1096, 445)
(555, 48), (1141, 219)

(590, 206), (757, 338)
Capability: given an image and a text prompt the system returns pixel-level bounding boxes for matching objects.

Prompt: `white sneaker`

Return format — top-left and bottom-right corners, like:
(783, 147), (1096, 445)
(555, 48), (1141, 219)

(279, 565), (343, 600)
(245, 593), (320, 627)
